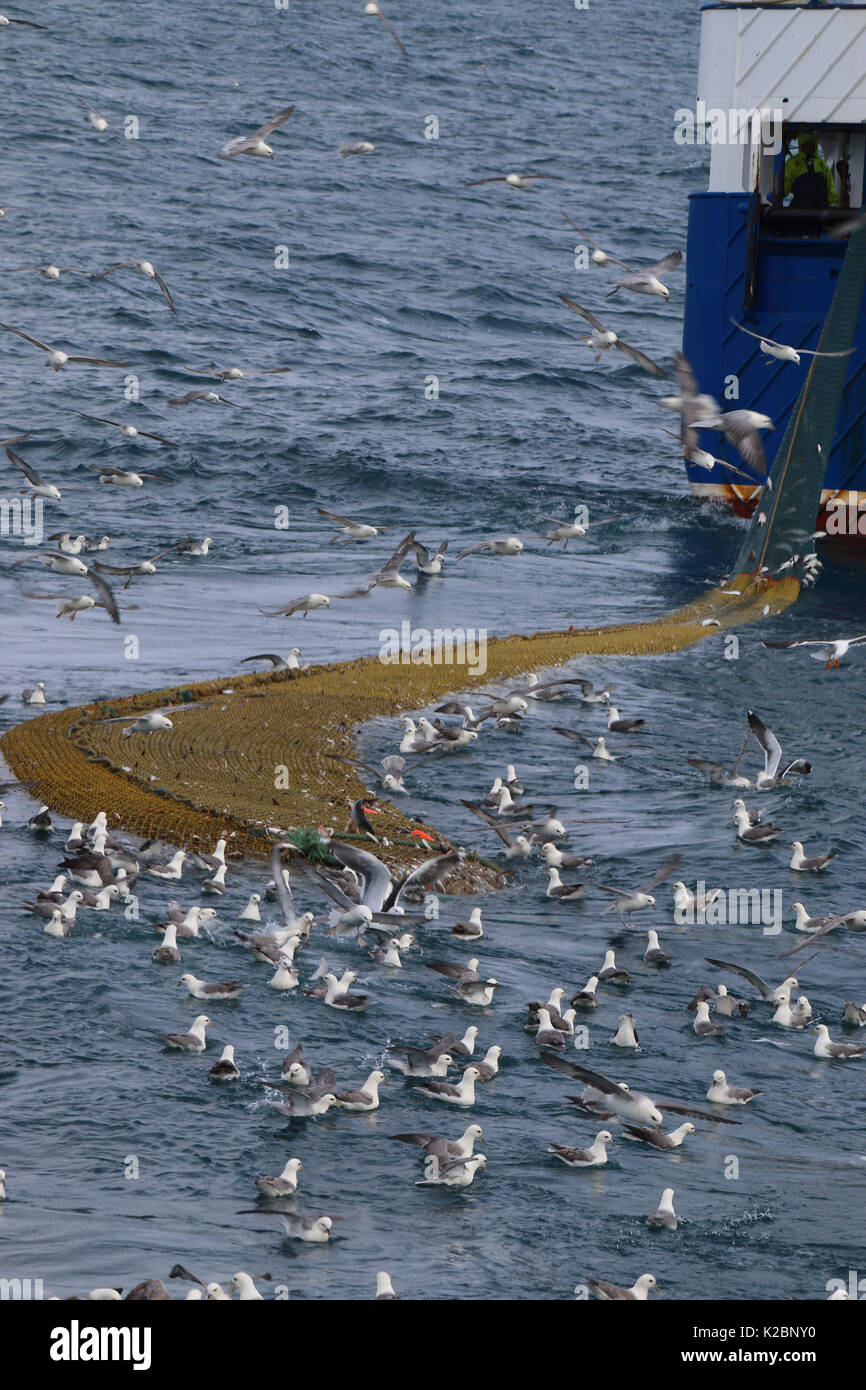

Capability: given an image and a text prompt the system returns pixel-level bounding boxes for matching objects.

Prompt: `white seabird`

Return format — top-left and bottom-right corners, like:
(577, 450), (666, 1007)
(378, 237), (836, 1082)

(238, 892), (261, 922)
(364, 2), (406, 53)
(646, 1188), (678, 1231)
(549, 1129), (613, 1167)
(623, 1122), (696, 1150)
(611, 1014), (640, 1048)
(813, 1024), (866, 1061)
(238, 1211), (333, 1242)
(790, 840), (837, 873)
(334, 1069), (386, 1112)
(558, 296), (665, 375)
(732, 318), (856, 367)
(210, 1044), (241, 1081)
(21, 681), (46, 704)
(644, 930), (671, 966)
(160, 1014), (211, 1052)
(176, 973), (246, 1001)
(90, 260), (176, 315)
(606, 249), (682, 300)
(454, 535), (524, 560)
(6, 444), (61, 498)
(466, 172), (562, 191)
(78, 412), (180, 448)
(152, 923), (181, 963)
(588, 1273), (658, 1301)
(417, 1154), (487, 1187)
(693, 1000), (725, 1038)
(414, 1065), (482, 1108)
(261, 592), (331, 618)
(315, 507), (386, 542)
(706, 1068), (761, 1105)
(218, 104), (295, 160)
(0, 320), (128, 370)
(255, 1158), (302, 1198)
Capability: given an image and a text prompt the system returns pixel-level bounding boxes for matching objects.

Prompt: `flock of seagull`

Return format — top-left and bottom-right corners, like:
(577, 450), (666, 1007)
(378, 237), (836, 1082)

(5, 661), (865, 1301)
(4, 2), (866, 1306)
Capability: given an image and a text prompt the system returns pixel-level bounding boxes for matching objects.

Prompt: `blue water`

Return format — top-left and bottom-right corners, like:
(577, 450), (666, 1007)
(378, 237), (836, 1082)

(2, 0), (866, 1302)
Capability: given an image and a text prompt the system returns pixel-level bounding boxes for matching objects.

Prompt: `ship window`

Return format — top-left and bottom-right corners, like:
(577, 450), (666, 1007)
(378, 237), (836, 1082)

(761, 126), (863, 237)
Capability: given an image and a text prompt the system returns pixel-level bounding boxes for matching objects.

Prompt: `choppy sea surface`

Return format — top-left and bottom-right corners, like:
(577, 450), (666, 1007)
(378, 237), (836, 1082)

(2, 0), (866, 1302)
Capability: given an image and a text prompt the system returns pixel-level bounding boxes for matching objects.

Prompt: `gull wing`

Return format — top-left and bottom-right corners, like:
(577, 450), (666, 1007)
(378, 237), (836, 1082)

(539, 1052), (622, 1093)
(379, 530), (415, 577)
(0, 321), (53, 351)
(151, 269), (176, 315)
(655, 1099), (741, 1125)
(326, 839), (392, 911)
(6, 446), (46, 488)
(372, 8), (407, 55)
(392, 851), (460, 908)
(781, 917), (847, 957)
(460, 798), (516, 847)
(637, 853), (682, 896)
(252, 104), (296, 141)
(85, 569), (120, 624)
(558, 295), (607, 334)
(704, 957), (771, 997)
(316, 508), (358, 527)
(720, 417), (767, 474)
(552, 726), (596, 748)
(67, 355), (130, 367)
(90, 263), (129, 281)
(560, 213), (633, 271)
(271, 844), (299, 926)
(645, 250), (683, 277)
(614, 337), (666, 377)
(747, 709), (781, 780)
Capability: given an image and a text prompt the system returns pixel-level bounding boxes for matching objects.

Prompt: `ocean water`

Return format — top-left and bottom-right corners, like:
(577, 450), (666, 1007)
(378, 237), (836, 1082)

(1, 0), (866, 1302)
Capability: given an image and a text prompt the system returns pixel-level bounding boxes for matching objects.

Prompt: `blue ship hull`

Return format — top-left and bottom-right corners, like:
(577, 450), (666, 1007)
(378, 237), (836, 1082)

(682, 192), (866, 528)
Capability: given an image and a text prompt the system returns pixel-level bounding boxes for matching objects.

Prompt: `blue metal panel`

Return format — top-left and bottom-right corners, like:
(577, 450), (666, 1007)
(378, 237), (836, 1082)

(681, 191), (866, 495)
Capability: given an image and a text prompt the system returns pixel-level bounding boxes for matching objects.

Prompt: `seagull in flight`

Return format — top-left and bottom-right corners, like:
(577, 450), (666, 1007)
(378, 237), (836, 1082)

(558, 297), (665, 376)
(606, 250), (683, 301)
(167, 390), (249, 409)
(364, 3), (406, 56)
(90, 260), (176, 315)
(86, 464), (170, 488)
(761, 635), (866, 670)
(218, 104), (295, 160)
(181, 363), (291, 382)
(6, 445), (61, 499)
(79, 414), (180, 448)
(11, 553), (120, 621)
(467, 172), (563, 191)
(316, 508), (387, 543)
(731, 318), (856, 366)
(0, 321), (129, 371)
(670, 351), (770, 480)
(65, 87), (116, 133)
(660, 426), (765, 487)
(0, 263), (93, 280)
(561, 213), (634, 268)
(336, 532), (416, 598)
(455, 535), (524, 560)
